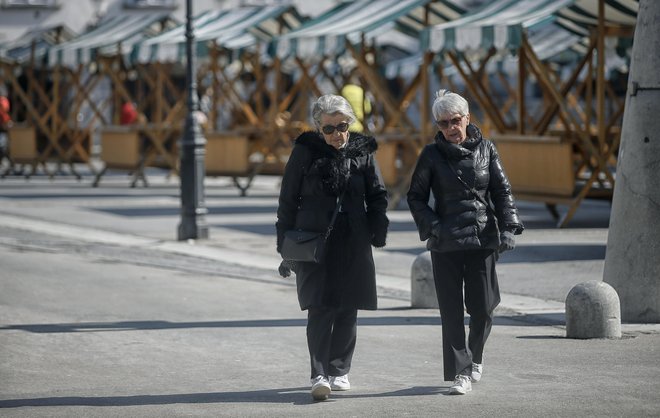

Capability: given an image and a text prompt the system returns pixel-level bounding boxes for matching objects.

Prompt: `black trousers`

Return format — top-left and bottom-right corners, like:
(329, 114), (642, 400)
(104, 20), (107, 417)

(431, 249), (499, 381)
(306, 307), (358, 379)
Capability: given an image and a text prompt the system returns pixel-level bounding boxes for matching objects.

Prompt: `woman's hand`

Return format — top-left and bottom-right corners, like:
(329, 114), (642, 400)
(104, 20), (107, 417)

(278, 260), (297, 278)
(498, 231), (515, 253)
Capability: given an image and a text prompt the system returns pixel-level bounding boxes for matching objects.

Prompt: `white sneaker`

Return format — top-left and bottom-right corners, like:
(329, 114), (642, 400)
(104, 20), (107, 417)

(471, 363), (483, 382)
(329, 374), (351, 391)
(448, 375), (472, 395)
(310, 375), (331, 400)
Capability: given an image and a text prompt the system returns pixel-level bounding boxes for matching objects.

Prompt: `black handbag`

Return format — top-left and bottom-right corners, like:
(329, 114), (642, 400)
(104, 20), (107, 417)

(280, 190), (346, 263)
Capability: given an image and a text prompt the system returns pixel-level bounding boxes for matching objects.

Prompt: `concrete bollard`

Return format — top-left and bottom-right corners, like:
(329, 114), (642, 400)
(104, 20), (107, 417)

(565, 281), (621, 339)
(411, 251), (438, 308)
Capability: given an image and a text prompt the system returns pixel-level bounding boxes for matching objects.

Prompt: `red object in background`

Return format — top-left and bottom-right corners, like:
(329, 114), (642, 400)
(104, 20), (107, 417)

(0, 96), (11, 126)
(120, 102), (138, 125)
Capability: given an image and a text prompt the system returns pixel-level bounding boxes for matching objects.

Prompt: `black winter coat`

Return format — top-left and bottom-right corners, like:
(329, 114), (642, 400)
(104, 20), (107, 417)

(276, 131), (389, 310)
(407, 124), (523, 253)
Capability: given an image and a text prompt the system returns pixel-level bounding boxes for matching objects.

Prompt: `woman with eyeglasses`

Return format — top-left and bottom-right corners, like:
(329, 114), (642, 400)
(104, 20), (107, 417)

(276, 94), (389, 401)
(407, 90), (524, 395)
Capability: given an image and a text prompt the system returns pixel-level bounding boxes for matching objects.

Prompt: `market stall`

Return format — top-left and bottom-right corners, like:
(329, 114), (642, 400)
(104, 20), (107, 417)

(423, 0), (637, 226)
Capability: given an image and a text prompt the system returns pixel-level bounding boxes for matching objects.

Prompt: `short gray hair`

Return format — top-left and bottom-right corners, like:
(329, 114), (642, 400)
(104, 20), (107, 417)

(312, 94), (357, 128)
(432, 89), (469, 121)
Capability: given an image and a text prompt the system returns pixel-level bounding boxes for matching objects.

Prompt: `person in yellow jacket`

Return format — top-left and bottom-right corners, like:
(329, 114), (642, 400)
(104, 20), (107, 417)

(340, 83), (371, 133)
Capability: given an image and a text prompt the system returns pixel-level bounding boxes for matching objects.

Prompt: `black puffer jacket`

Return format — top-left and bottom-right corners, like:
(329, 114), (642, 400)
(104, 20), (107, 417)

(407, 124), (523, 253)
(276, 131), (389, 310)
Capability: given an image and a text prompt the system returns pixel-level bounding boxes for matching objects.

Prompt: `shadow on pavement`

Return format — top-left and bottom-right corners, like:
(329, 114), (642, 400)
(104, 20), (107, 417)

(0, 314), (563, 334)
(383, 244), (606, 263)
(516, 335), (566, 340)
(95, 205), (279, 217)
(0, 389), (309, 407)
(0, 385), (450, 408)
(497, 244), (605, 263)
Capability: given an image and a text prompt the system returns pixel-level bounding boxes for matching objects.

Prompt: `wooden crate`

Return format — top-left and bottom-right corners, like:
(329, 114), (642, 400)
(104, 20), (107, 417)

(205, 132), (249, 175)
(8, 125), (37, 163)
(100, 128), (141, 168)
(375, 140), (398, 187)
(492, 134), (575, 198)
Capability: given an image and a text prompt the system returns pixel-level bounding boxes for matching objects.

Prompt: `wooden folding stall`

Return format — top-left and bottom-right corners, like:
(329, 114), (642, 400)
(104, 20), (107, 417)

(0, 14), (179, 181)
(0, 25), (76, 177)
(269, 0), (468, 203)
(120, 6), (306, 193)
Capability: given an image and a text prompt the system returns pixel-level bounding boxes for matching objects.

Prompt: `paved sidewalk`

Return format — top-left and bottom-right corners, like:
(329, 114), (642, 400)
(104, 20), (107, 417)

(1, 170), (659, 417)
(0, 169), (613, 318)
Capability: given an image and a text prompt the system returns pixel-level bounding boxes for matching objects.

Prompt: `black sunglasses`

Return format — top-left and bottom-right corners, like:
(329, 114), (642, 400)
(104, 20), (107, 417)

(436, 115), (465, 129)
(321, 122), (350, 135)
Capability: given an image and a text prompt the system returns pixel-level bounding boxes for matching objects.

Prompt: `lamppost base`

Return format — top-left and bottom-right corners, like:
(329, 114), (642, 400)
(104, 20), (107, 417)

(177, 220), (209, 241)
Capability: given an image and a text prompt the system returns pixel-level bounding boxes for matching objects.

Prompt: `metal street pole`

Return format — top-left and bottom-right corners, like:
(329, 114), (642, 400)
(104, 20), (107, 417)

(178, 0), (209, 240)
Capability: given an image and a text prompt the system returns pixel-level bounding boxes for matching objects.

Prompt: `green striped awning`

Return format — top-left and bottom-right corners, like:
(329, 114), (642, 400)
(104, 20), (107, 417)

(424, 0), (574, 53)
(424, 0), (638, 53)
(0, 24), (75, 64)
(130, 6), (305, 64)
(554, 0), (638, 36)
(45, 13), (176, 67)
(273, 0), (466, 59)
(386, 21), (582, 78)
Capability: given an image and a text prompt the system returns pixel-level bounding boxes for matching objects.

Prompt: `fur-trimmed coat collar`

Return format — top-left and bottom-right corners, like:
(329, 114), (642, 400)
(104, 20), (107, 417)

(295, 130), (378, 158)
(294, 130), (378, 195)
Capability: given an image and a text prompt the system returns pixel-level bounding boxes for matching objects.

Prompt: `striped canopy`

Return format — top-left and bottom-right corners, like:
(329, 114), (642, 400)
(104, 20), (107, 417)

(386, 21), (581, 78)
(424, 0), (638, 53)
(45, 13), (176, 67)
(0, 24), (75, 64)
(130, 6), (305, 64)
(554, 0), (638, 36)
(273, 0), (467, 59)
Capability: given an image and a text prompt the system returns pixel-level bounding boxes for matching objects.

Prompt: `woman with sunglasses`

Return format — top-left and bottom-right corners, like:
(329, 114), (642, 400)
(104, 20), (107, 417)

(276, 94), (389, 401)
(407, 90), (524, 395)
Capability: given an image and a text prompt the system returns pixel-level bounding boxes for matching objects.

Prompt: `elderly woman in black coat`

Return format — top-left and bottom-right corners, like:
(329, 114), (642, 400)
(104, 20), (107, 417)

(407, 90), (523, 395)
(276, 94), (389, 401)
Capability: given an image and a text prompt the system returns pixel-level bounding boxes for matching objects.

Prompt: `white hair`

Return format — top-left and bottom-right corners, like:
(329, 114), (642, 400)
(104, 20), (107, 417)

(431, 89), (469, 121)
(312, 94), (357, 128)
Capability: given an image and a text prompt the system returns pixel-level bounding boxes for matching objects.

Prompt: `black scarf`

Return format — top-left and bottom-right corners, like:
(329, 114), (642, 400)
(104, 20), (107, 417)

(435, 123), (483, 160)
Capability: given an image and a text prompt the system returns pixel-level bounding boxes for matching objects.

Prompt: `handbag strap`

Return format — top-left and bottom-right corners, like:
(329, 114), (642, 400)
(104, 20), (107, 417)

(446, 160), (496, 215)
(324, 187), (347, 239)
(323, 158), (351, 239)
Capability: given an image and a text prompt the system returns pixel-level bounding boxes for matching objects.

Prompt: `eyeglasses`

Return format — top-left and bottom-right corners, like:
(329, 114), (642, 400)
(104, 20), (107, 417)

(321, 122), (350, 135)
(436, 115), (465, 129)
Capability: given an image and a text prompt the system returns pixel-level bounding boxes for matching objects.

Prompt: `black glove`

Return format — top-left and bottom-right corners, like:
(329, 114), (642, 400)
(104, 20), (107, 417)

(278, 260), (297, 278)
(368, 212), (389, 248)
(498, 231), (515, 253)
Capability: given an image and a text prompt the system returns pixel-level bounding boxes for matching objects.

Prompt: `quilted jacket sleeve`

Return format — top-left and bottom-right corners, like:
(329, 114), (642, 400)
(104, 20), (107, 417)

(407, 145), (441, 241)
(364, 153), (389, 247)
(276, 145), (309, 252)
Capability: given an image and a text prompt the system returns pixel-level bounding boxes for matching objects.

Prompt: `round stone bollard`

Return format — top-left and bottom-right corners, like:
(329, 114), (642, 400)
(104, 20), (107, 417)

(411, 251), (438, 308)
(565, 281), (621, 339)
